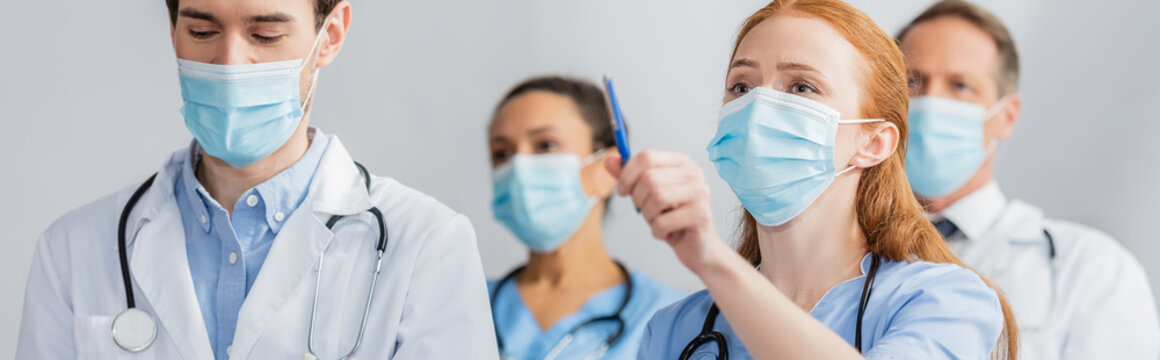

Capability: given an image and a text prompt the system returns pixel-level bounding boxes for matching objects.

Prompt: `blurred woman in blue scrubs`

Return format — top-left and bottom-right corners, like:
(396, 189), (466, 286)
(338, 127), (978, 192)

(602, 0), (1019, 358)
(486, 76), (686, 359)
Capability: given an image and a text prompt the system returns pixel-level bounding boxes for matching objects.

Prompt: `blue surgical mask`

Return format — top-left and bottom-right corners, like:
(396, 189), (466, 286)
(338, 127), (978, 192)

(491, 152), (602, 253)
(707, 87), (882, 226)
(905, 96), (1007, 198)
(176, 19), (330, 168)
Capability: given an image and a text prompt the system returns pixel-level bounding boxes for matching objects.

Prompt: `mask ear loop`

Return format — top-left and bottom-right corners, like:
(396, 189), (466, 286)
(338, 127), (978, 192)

(981, 95), (1012, 156)
(983, 95), (1011, 120)
(836, 164), (860, 177)
(300, 18), (334, 110)
(581, 148), (609, 167)
(580, 148), (611, 206)
(834, 118), (886, 177)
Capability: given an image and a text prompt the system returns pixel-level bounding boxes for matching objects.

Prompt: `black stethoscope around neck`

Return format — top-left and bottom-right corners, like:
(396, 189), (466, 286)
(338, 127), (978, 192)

(113, 161), (388, 360)
(490, 260), (634, 360)
(679, 253), (883, 360)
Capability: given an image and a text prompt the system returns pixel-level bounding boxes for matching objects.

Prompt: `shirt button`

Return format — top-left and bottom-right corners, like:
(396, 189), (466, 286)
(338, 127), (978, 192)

(274, 212), (285, 222)
(229, 252), (238, 265)
(245, 194), (259, 207)
(199, 214), (208, 224)
(227, 345), (233, 355)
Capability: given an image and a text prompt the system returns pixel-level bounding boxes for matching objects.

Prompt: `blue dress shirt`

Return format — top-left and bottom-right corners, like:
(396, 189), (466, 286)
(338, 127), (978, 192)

(174, 129), (330, 359)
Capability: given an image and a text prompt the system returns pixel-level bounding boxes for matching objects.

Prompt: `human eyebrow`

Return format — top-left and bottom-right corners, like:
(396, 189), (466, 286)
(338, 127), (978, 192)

(527, 126), (556, 136)
(178, 8), (218, 23)
(246, 12), (294, 24)
(729, 58), (758, 70)
(776, 62), (824, 76)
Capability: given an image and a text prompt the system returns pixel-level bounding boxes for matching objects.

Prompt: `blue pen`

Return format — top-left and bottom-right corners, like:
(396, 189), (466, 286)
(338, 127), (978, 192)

(603, 74), (632, 166)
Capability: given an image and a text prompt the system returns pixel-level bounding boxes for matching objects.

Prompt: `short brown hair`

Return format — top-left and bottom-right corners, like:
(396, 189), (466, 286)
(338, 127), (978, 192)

(165, 0), (342, 30)
(897, 0), (1020, 96)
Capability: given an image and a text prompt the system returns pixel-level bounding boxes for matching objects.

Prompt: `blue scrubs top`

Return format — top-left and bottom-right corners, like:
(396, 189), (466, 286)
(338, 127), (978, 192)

(489, 270), (686, 360)
(637, 254), (1004, 359)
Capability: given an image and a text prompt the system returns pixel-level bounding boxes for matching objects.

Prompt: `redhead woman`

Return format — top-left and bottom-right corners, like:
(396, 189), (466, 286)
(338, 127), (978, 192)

(607, 0), (1019, 358)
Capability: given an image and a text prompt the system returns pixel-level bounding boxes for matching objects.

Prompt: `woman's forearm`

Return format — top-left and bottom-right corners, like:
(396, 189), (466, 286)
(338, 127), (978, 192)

(695, 244), (863, 360)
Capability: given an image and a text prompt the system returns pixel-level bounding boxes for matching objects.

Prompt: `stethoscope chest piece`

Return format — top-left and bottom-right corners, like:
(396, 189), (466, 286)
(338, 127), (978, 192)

(112, 307), (157, 352)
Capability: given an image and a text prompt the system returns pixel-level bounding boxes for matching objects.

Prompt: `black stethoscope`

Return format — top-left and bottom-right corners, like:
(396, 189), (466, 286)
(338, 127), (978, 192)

(490, 261), (634, 360)
(1042, 229), (1056, 260)
(113, 161), (388, 360)
(679, 253), (883, 360)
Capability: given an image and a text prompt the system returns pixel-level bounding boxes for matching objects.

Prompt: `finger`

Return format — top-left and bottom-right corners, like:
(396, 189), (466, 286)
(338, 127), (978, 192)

(630, 167), (694, 211)
(603, 154), (623, 179)
(649, 203), (709, 242)
(619, 150), (691, 196)
(639, 183), (703, 224)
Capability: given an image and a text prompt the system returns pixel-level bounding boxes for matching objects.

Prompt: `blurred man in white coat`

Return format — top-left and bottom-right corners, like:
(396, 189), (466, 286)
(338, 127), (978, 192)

(897, 1), (1159, 358)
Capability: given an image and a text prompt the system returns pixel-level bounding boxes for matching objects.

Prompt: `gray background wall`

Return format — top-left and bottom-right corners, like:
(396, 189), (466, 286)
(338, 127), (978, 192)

(1, 0), (1156, 355)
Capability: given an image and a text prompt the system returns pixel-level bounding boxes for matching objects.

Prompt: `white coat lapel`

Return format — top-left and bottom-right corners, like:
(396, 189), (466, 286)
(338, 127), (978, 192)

(128, 157), (215, 360)
(230, 206), (332, 357)
(229, 136), (374, 357)
(969, 201), (1047, 277)
(983, 201), (1054, 329)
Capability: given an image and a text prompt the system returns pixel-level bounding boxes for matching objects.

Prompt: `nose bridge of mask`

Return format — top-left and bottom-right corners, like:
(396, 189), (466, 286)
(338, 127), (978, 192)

(727, 87), (884, 125)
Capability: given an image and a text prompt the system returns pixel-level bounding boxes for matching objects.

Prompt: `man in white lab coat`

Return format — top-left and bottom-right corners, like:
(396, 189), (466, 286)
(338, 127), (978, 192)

(17, 0), (498, 358)
(896, 1), (1159, 358)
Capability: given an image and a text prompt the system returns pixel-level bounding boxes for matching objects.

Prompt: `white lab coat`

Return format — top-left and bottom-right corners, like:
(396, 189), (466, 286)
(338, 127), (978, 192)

(942, 182), (1160, 359)
(16, 136), (500, 359)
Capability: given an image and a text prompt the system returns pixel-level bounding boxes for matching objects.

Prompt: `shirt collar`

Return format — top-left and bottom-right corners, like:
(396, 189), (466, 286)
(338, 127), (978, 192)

(179, 127), (332, 234)
(936, 180), (1007, 242)
(858, 252), (872, 275)
(252, 128), (330, 233)
(180, 143), (214, 233)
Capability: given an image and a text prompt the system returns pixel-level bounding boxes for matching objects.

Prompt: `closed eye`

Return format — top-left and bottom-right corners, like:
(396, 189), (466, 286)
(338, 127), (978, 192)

(252, 33), (285, 44)
(189, 29), (218, 39)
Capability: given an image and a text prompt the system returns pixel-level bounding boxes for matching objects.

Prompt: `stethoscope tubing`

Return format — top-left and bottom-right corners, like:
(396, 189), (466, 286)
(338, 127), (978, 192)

(491, 260), (634, 359)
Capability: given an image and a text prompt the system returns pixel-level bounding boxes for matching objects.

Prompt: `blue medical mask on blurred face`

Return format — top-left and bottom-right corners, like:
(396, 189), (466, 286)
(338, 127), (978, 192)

(177, 19), (330, 168)
(491, 151), (603, 253)
(905, 96), (1008, 198)
(707, 87), (882, 226)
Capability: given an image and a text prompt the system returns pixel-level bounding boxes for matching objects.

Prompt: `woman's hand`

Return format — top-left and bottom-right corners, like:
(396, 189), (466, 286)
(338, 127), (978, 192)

(604, 150), (729, 275)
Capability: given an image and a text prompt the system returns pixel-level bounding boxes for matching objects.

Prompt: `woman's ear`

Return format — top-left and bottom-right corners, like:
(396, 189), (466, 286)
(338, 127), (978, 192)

(849, 122), (899, 168)
(586, 147), (620, 198)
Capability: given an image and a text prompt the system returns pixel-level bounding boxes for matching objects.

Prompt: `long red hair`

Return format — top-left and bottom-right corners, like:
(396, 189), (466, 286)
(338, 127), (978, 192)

(729, 1), (1017, 358)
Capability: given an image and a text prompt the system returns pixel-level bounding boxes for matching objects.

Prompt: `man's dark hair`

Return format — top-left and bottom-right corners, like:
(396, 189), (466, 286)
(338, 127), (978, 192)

(165, 0), (342, 30)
